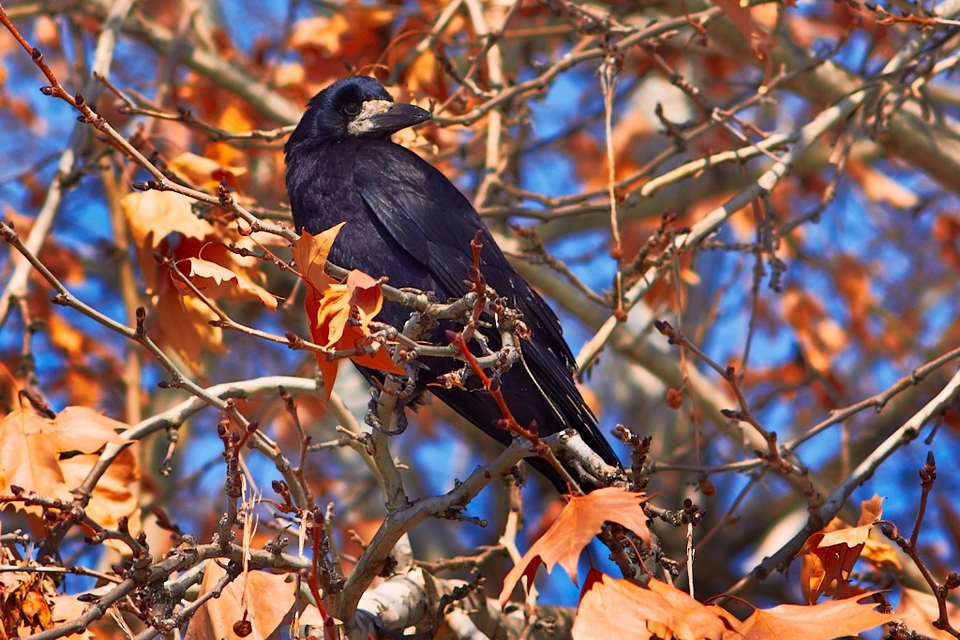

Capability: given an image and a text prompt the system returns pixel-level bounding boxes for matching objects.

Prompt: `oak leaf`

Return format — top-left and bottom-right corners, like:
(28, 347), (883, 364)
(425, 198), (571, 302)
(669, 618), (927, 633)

(167, 152), (247, 194)
(734, 593), (901, 639)
(499, 488), (649, 607)
(572, 572), (730, 640)
(892, 587), (959, 639)
(121, 190), (216, 249)
(175, 257), (278, 310)
(292, 227), (404, 398)
(797, 494), (883, 603)
(574, 573), (899, 640)
(0, 406), (126, 513)
(59, 446), (140, 539)
(712, 0), (778, 61)
(183, 562), (295, 640)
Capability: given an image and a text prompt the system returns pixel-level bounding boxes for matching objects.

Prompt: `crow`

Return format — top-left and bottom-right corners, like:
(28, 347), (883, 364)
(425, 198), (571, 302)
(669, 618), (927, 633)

(285, 76), (620, 491)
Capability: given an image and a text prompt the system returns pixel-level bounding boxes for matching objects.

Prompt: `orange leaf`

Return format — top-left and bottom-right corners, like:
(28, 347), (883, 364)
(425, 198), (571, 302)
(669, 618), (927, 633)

(0, 408), (68, 507)
(346, 269), (384, 322)
(893, 587), (960, 639)
(59, 446), (139, 537)
(735, 592), (900, 639)
(291, 225), (345, 291)
(209, 104), (254, 168)
(499, 488), (648, 606)
(120, 190), (216, 249)
(0, 407), (127, 515)
(176, 257), (278, 310)
(288, 14), (350, 55)
(781, 288), (846, 374)
(712, 0), (778, 61)
(168, 152), (247, 194)
(797, 495), (883, 603)
(183, 562), (295, 640)
(572, 572), (730, 640)
(155, 291), (226, 371)
(293, 227), (403, 397)
(46, 407), (126, 453)
(856, 494), (883, 526)
(847, 158), (920, 209)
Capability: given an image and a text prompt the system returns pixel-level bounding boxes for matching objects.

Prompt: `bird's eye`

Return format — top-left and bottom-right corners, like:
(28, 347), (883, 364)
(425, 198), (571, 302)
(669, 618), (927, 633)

(342, 102), (360, 117)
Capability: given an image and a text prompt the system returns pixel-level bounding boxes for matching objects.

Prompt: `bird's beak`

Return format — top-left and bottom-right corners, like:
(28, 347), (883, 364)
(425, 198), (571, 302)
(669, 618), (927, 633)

(349, 100), (432, 136)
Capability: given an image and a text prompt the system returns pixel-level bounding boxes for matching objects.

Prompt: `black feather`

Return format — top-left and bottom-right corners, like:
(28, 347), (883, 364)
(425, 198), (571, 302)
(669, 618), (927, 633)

(285, 77), (620, 491)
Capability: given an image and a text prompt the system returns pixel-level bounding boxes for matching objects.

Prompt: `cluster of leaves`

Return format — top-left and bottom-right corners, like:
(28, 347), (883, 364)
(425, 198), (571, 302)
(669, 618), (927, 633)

(0, 0), (959, 638)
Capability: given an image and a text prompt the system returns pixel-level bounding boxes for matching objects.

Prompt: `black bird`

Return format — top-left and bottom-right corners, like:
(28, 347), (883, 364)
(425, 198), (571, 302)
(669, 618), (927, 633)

(285, 76), (620, 491)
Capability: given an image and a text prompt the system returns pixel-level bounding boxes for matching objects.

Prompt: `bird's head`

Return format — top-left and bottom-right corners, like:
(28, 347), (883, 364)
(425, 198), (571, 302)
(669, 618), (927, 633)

(286, 77), (432, 148)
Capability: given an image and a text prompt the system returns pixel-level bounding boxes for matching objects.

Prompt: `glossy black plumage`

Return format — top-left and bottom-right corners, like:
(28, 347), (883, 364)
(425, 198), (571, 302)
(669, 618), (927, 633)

(285, 77), (619, 490)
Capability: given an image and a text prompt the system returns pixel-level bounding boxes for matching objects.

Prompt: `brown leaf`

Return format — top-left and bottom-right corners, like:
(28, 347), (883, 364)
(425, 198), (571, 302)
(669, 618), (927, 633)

(933, 215), (960, 270)
(167, 152), (247, 194)
(176, 257), (278, 310)
(0, 406), (128, 515)
(572, 572), (730, 640)
(499, 488), (648, 606)
(296, 605), (329, 627)
(859, 535), (902, 573)
(712, 0), (779, 61)
(46, 407), (126, 453)
(59, 446), (140, 535)
(847, 158), (920, 209)
(121, 191), (216, 249)
(735, 593), (900, 639)
(0, 546), (59, 636)
(291, 225), (344, 291)
(857, 494), (884, 527)
(0, 408), (70, 507)
(892, 587), (960, 639)
(293, 227), (403, 396)
(183, 562), (295, 640)
(797, 496), (883, 603)
(155, 292), (226, 371)
(782, 289), (846, 374)
(835, 255), (874, 345)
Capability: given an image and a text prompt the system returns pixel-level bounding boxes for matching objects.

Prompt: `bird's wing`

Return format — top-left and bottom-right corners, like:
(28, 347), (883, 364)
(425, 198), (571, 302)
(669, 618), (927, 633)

(353, 144), (577, 370)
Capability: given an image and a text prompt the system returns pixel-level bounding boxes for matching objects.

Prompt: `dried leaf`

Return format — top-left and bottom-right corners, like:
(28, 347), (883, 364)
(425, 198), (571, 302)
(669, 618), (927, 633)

(183, 562), (295, 640)
(572, 572), (730, 640)
(288, 14), (350, 54)
(155, 291), (226, 370)
(0, 408), (67, 507)
(291, 226), (344, 290)
(499, 488), (648, 606)
(797, 496), (883, 603)
(712, 0), (778, 61)
(59, 446), (139, 535)
(47, 407), (126, 453)
(292, 227), (403, 396)
(0, 406), (128, 514)
(168, 152), (247, 194)
(893, 587), (959, 639)
(848, 158), (920, 209)
(176, 257), (278, 310)
(121, 190), (216, 248)
(782, 289), (846, 374)
(210, 105), (254, 168)
(735, 593), (900, 639)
